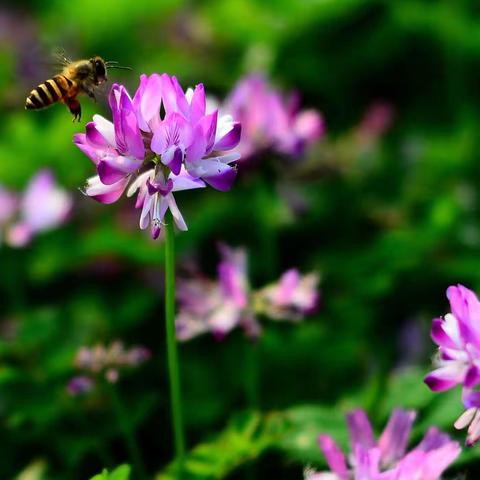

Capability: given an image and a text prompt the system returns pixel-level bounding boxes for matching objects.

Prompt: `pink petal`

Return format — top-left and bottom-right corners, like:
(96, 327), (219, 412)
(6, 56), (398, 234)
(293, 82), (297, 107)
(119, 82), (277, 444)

(85, 122), (110, 148)
(431, 316), (462, 350)
(133, 73), (162, 131)
(97, 160), (128, 185)
(189, 84), (206, 125)
(378, 409), (416, 466)
(73, 133), (102, 165)
(465, 365), (480, 388)
(346, 409), (376, 450)
(317, 435), (348, 479)
(424, 364), (466, 392)
(85, 176), (128, 204)
(205, 167), (237, 191)
(214, 122), (242, 151)
(185, 124), (208, 164)
(171, 168), (206, 192)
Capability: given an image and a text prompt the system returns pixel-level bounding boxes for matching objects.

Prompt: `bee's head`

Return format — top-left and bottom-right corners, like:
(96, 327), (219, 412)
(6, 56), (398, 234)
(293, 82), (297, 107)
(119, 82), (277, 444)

(90, 56), (107, 85)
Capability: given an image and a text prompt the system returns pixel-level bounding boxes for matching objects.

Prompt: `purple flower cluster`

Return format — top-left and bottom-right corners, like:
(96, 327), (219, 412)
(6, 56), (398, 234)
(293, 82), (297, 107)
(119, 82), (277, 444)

(74, 74), (241, 239)
(425, 284), (480, 445)
(175, 244), (319, 341)
(222, 74), (324, 160)
(307, 409), (460, 480)
(0, 170), (72, 247)
(354, 102), (394, 146)
(67, 341), (150, 395)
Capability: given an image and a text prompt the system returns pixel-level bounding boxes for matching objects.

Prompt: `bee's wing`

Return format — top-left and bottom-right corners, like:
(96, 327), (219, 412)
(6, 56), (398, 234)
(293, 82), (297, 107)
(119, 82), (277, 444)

(51, 47), (72, 68)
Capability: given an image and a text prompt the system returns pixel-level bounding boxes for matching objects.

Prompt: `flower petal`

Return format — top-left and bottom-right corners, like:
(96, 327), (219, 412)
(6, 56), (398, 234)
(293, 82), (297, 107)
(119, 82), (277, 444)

(378, 409), (416, 466)
(199, 110), (218, 153)
(317, 435), (348, 479)
(431, 315), (463, 350)
(97, 160), (129, 185)
(189, 83), (206, 125)
(185, 124), (207, 164)
(171, 168), (206, 192)
(84, 175), (128, 204)
(214, 121), (242, 151)
(161, 146), (183, 175)
(465, 365), (480, 389)
(168, 194), (188, 231)
(133, 73), (162, 131)
(346, 409), (376, 450)
(354, 445), (381, 479)
(424, 364), (466, 392)
(139, 192), (153, 229)
(73, 133), (102, 165)
(454, 408), (477, 430)
(462, 388), (480, 408)
(91, 115), (115, 146)
(20, 170), (72, 232)
(85, 121), (110, 148)
(447, 284), (480, 344)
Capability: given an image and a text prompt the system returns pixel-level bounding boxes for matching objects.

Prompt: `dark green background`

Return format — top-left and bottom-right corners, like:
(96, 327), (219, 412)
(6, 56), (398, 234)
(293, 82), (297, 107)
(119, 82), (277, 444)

(0, 1), (479, 478)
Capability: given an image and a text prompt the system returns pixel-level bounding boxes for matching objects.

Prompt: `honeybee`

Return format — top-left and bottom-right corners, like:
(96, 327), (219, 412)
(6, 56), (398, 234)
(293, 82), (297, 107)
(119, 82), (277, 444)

(25, 53), (129, 122)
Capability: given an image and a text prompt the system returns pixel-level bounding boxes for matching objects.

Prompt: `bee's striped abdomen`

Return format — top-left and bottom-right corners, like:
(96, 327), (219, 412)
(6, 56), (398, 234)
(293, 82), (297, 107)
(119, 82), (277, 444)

(25, 75), (74, 110)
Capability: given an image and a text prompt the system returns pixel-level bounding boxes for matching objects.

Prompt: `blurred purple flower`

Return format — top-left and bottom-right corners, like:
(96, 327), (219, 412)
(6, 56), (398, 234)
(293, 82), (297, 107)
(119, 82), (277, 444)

(355, 101), (394, 145)
(176, 244), (319, 341)
(67, 376), (94, 396)
(307, 409), (460, 480)
(75, 74), (241, 239)
(6, 170), (72, 247)
(254, 269), (319, 320)
(176, 245), (256, 340)
(0, 186), (17, 242)
(69, 341), (150, 392)
(424, 284), (480, 445)
(223, 73), (324, 159)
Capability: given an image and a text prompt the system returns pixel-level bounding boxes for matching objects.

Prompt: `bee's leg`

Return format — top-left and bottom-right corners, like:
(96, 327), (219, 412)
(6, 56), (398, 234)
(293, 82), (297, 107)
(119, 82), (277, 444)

(85, 86), (96, 103)
(66, 98), (81, 122)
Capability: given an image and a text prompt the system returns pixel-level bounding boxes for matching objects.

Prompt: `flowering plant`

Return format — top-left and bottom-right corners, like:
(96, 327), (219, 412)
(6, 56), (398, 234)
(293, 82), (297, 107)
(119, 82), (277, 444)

(74, 74), (241, 239)
(425, 284), (480, 445)
(307, 408), (460, 480)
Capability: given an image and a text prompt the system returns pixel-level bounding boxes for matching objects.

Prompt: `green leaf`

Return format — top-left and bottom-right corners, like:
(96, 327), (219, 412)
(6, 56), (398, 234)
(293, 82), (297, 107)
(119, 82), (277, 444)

(380, 367), (435, 418)
(277, 405), (347, 465)
(156, 411), (284, 480)
(15, 460), (47, 480)
(89, 464), (131, 480)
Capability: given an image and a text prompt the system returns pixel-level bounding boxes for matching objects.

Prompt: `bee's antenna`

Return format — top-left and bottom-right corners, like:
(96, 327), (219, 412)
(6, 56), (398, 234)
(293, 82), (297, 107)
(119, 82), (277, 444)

(108, 65), (133, 71)
(105, 60), (132, 70)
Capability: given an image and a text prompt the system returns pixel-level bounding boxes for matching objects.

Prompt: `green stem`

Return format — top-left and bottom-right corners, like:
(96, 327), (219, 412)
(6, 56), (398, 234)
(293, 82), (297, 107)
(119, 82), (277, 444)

(4, 251), (26, 313)
(106, 382), (147, 480)
(244, 341), (260, 409)
(165, 211), (185, 477)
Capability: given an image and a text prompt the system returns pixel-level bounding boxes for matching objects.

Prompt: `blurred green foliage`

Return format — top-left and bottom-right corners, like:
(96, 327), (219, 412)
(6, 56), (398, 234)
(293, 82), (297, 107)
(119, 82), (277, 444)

(1, 0), (480, 478)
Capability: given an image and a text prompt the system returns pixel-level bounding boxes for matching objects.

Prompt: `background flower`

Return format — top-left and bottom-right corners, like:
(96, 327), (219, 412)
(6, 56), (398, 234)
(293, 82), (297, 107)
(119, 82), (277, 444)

(2, 170), (72, 247)
(309, 409), (460, 480)
(176, 244), (319, 341)
(223, 73), (324, 160)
